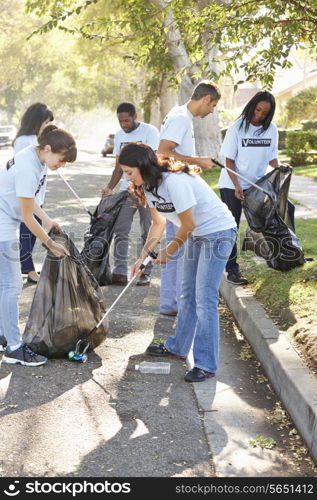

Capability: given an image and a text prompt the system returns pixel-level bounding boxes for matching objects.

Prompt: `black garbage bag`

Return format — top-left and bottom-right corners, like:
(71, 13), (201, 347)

(81, 191), (129, 286)
(242, 168), (305, 271)
(23, 228), (108, 358)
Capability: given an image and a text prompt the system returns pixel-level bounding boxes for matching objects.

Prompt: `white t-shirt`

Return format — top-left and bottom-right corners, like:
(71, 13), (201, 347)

(145, 171), (236, 236)
(114, 122), (159, 190)
(0, 146), (47, 241)
(13, 134), (46, 206)
(160, 104), (195, 156)
(219, 117), (278, 189)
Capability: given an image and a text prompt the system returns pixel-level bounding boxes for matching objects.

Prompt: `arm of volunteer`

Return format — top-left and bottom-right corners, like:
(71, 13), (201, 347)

(131, 208), (166, 277)
(20, 198), (69, 257)
(158, 139), (215, 170)
(225, 158), (244, 200)
(158, 208), (196, 263)
(101, 156), (123, 196)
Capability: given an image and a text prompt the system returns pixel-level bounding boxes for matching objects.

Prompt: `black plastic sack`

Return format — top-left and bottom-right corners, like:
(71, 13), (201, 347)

(242, 168), (305, 271)
(23, 229), (108, 358)
(81, 191), (129, 286)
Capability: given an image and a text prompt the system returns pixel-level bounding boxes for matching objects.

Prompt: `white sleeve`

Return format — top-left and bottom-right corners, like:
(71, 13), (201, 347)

(14, 163), (39, 198)
(270, 126), (278, 161)
(160, 115), (191, 146)
(113, 131), (121, 156)
(146, 126), (160, 150)
(220, 124), (239, 161)
(166, 174), (197, 213)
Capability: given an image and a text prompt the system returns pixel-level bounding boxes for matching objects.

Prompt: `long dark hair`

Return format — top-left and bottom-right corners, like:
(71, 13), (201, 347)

(118, 143), (196, 205)
(14, 103), (54, 145)
(38, 124), (77, 163)
(239, 91), (275, 135)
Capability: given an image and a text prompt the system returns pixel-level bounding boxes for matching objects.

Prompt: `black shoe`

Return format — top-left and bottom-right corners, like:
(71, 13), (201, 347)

(146, 343), (186, 359)
(2, 344), (48, 366)
(160, 310), (178, 317)
(184, 367), (215, 382)
(227, 271), (249, 285)
(0, 335), (7, 352)
(135, 274), (151, 286)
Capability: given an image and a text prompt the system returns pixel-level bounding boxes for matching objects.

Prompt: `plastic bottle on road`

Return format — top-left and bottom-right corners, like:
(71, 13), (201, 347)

(135, 361), (171, 374)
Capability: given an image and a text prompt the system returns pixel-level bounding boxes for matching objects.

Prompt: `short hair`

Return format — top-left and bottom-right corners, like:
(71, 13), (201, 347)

(191, 80), (221, 101)
(116, 102), (136, 116)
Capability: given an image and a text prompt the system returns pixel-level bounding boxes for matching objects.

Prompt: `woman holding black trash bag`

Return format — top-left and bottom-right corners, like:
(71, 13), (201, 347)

(119, 143), (236, 383)
(219, 90), (294, 286)
(0, 124), (77, 366)
(13, 102), (54, 284)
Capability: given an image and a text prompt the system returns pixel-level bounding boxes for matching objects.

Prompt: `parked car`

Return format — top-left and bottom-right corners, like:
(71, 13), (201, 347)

(101, 133), (115, 157)
(0, 125), (17, 148)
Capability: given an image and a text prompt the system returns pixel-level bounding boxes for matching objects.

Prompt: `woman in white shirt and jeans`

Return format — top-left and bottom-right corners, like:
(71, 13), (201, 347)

(0, 124), (76, 366)
(118, 143), (236, 382)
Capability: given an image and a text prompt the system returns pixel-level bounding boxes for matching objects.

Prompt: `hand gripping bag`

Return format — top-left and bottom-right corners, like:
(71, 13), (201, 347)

(23, 228), (108, 358)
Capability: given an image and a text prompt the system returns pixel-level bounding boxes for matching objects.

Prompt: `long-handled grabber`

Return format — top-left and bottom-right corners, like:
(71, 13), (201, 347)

(57, 170), (93, 217)
(67, 251), (158, 362)
(211, 158), (272, 198)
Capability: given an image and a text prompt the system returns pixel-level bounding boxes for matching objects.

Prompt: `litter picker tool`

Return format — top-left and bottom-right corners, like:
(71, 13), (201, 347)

(58, 170), (93, 217)
(67, 251), (158, 362)
(211, 158), (272, 198)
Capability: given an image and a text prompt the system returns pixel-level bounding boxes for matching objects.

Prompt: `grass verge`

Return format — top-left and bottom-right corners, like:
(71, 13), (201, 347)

(237, 219), (317, 370)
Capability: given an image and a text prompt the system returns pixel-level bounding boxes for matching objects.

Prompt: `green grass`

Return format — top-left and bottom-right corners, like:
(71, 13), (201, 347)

(204, 164), (317, 363)
(202, 167), (221, 196)
(237, 219), (317, 365)
(293, 165), (317, 180)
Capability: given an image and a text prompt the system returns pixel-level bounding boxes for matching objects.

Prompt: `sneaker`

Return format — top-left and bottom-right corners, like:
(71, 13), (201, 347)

(0, 335), (7, 352)
(184, 367), (215, 382)
(146, 343), (186, 359)
(111, 273), (128, 285)
(2, 344), (48, 367)
(135, 274), (151, 286)
(160, 310), (178, 317)
(227, 271), (249, 285)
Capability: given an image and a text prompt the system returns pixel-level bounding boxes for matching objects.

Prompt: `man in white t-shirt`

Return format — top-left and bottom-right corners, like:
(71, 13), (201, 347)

(101, 102), (159, 285)
(157, 80), (221, 315)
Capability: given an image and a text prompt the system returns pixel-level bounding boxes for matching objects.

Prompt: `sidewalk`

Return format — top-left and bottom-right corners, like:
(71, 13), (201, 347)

(215, 173), (317, 465)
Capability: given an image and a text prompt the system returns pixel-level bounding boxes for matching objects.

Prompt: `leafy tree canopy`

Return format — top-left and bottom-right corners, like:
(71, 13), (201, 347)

(285, 86), (317, 126)
(25, 0), (317, 89)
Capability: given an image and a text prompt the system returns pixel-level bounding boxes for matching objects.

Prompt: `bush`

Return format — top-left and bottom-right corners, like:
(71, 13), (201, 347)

(301, 120), (317, 131)
(285, 87), (317, 126)
(285, 130), (317, 166)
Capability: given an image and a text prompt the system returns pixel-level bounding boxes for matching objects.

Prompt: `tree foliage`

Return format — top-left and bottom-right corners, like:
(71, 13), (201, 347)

(25, 0), (317, 90)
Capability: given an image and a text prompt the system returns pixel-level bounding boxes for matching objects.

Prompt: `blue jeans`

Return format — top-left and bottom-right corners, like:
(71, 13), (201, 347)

(0, 239), (24, 347)
(165, 228), (236, 373)
(159, 221), (184, 313)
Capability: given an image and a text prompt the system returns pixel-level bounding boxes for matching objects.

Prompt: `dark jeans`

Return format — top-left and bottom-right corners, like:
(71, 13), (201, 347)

(19, 215), (42, 274)
(220, 189), (241, 274)
(220, 188), (296, 274)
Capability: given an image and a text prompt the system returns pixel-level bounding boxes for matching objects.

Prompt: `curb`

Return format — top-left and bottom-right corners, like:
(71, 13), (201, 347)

(219, 277), (317, 463)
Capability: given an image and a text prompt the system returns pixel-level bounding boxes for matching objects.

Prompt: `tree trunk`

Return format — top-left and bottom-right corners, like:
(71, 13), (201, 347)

(152, 0), (221, 157)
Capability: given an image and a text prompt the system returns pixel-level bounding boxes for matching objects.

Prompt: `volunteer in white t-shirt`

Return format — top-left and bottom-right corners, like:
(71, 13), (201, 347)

(157, 80), (221, 316)
(219, 90), (282, 285)
(119, 143), (236, 383)
(13, 102), (54, 284)
(0, 124), (76, 367)
(101, 102), (159, 286)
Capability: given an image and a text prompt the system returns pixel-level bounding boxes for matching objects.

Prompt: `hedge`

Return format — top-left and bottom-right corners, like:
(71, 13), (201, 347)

(285, 130), (317, 166)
